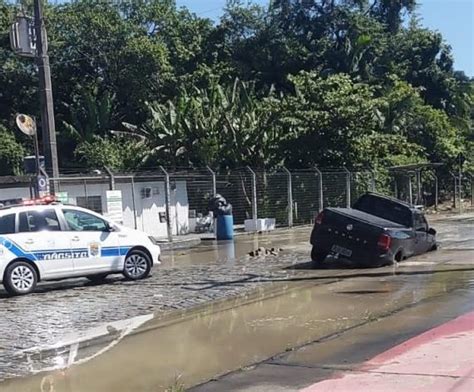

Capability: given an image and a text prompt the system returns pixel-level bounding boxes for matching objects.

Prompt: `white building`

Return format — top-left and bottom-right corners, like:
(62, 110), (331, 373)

(0, 175), (189, 238)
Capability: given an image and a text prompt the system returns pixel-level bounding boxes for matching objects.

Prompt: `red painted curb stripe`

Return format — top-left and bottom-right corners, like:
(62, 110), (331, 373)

(301, 311), (474, 392)
(367, 311), (474, 366)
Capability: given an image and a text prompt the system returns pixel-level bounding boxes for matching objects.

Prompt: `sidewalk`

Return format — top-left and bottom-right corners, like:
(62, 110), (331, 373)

(303, 311), (474, 392)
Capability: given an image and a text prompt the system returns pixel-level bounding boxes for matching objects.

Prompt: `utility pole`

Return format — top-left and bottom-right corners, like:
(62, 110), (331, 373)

(33, 0), (59, 181)
(458, 153), (465, 214)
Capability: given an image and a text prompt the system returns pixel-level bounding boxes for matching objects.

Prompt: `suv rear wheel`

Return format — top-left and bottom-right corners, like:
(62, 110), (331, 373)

(311, 248), (327, 264)
(4, 261), (38, 295)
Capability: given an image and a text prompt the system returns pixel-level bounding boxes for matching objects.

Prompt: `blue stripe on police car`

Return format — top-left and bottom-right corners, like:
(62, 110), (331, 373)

(1, 236), (132, 261)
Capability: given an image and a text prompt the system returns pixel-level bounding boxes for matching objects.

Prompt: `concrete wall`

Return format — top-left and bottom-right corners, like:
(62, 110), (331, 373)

(0, 180), (189, 238)
(0, 186), (32, 201)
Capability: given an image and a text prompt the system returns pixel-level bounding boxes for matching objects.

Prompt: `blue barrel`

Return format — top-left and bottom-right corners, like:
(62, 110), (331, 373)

(216, 215), (234, 240)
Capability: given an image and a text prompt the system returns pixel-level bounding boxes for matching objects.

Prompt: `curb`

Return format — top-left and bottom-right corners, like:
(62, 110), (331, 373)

(157, 237), (202, 251)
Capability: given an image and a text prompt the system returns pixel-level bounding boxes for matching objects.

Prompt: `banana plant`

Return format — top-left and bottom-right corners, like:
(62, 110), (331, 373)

(118, 98), (191, 168)
(62, 87), (119, 143)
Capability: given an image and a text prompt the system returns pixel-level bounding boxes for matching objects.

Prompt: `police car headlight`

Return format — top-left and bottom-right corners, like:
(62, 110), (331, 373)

(149, 236), (159, 245)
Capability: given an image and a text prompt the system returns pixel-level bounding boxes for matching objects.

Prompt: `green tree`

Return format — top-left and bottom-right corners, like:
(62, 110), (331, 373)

(369, 0), (416, 33)
(75, 135), (147, 171)
(377, 77), (463, 164)
(0, 1), (38, 122)
(0, 0), (470, 175)
(0, 125), (25, 176)
(278, 72), (382, 168)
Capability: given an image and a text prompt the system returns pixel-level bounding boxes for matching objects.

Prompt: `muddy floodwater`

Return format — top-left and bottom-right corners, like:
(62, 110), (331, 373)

(160, 225), (312, 267)
(4, 266), (474, 391)
(1, 214), (473, 392)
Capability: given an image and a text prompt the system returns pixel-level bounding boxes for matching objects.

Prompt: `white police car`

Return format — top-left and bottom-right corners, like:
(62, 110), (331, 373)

(0, 197), (161, 295)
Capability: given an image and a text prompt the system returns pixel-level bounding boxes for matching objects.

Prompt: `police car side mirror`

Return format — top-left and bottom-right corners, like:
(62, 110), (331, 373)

(104, 222), (115, 232)
(428, 228), (436, 236)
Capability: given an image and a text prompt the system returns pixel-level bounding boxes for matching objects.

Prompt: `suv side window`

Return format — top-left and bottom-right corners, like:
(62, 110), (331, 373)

(63, 209), (108, 232)
(18, 209), (61, 232)
(414, 213), (427, 231)
(0, 214), (16, 234)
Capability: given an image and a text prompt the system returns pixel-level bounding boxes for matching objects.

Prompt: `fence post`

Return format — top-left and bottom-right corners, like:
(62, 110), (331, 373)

(246, 166), (258, 221)
(470, 174), (474, 208)
(315, 167), (324, 212)
(416, 169), (422, 206)
(130, 175), (138, 229)
(282, 167), (293, 227)
(343, 167), (351, 208)
(104, 166), (115, 191)
(207, 166), (216, 197)
(159, 166), (173, 243)
(393, 176), (398, 199)
(370, 170), (376, 192)
(433, 172), (439, 211)
(408, 173), (413, 205)
(83, 179), (88, 209)
(450, 172), (457, 209)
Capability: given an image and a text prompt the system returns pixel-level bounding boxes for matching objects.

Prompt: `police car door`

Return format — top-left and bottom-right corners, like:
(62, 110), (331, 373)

(15, 208), (74, 278)
(62, 208), (120, 274)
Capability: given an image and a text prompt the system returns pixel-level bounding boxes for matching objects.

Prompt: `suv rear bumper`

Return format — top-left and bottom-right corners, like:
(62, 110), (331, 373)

(312, 243), (394, 266)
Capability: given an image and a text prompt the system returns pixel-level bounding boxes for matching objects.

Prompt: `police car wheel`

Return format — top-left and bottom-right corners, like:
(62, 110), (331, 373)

(123, 250), (151, 280)
(4, 261), (38, 295)
(86, 273), (109, 283)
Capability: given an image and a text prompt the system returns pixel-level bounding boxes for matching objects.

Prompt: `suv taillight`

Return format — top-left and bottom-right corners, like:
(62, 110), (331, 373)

(377, 233), (392, 251)
(315, 211), (324, 225)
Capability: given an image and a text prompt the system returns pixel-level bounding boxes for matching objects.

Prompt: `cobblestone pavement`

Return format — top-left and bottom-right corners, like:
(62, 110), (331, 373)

(0, 250), (311, 381)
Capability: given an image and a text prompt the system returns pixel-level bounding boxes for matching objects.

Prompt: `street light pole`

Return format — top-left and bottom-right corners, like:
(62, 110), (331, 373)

(33, 0), (59, 181)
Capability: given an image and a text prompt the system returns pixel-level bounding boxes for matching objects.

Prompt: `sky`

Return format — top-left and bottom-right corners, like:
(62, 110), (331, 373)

(176, 0), (474, 76)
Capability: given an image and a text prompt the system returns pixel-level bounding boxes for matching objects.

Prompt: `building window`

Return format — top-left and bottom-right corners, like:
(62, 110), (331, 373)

(76, 196), (103, 214)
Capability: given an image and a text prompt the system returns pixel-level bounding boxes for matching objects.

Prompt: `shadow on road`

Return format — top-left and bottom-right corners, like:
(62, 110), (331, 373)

(179, 266), (474, 291)
(0, 276), (131, 298)
(1, 262), (473, 298)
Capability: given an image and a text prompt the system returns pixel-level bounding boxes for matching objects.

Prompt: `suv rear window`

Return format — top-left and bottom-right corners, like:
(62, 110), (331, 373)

(353, 194), (412, 227)
(0, 214), (15, 234)
(18, 210), (61, 232)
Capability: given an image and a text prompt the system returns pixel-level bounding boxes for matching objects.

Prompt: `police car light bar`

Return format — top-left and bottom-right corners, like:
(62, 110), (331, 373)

(22, 195), (57, 206)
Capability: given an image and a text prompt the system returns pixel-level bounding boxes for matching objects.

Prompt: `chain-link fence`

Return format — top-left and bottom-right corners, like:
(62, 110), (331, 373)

(256, 168), (289, 227)
(321, 169), (349, 208)
(1, 165), (472, 240)
(350, 171), (375, 205)
(292, 169), (321, 226)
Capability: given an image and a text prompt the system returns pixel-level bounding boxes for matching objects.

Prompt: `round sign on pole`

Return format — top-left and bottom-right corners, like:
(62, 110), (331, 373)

(37, 176), (47, 192)
(16, 114), (37, 136)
